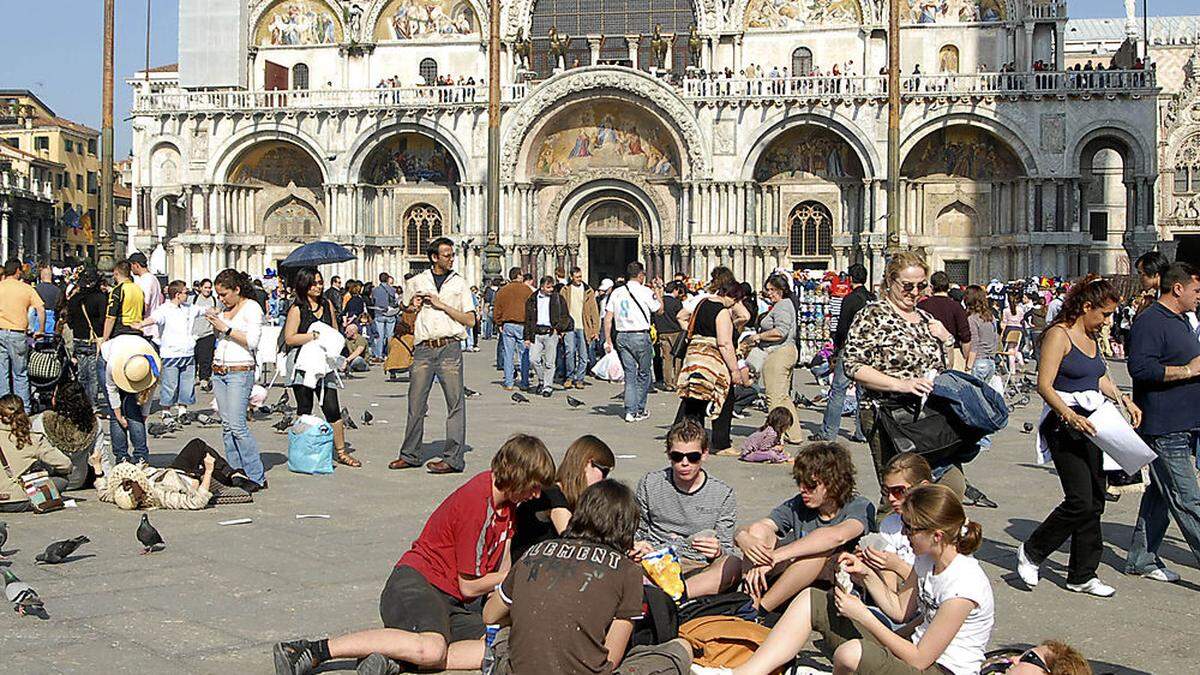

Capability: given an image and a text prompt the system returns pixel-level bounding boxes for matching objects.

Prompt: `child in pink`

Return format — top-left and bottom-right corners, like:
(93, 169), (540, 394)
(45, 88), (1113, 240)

(740, 407), (793, 464)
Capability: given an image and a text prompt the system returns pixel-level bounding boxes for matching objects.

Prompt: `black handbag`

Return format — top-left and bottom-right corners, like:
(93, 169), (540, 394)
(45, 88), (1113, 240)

(875, 395), (985, 467)
(673, 302), (701, 361)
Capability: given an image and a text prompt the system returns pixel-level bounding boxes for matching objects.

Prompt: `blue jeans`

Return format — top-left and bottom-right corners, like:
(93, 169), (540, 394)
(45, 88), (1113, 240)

(616, 331), (652, 416)
(1126, 431), (1200, 573)
(0, 330), (30, 407)
(482, 312), (495, 340)
(213, 368), (264, 485)
(159, 357), (197, 408)
(820, 356), (862, 441)
(500, 323), (529, 389)
(110, 391), (149, 464)
(563, 329), (589, 383)
(373, 316), (397, 359)
(970, 356), (997, 452)
(348, 356), (369, 372)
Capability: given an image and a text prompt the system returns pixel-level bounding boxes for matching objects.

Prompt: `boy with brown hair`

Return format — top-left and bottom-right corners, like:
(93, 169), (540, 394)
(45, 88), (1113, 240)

(735, 441), (875, 615)
(273, 434), (555, 675)
(138, 280), (205, 419)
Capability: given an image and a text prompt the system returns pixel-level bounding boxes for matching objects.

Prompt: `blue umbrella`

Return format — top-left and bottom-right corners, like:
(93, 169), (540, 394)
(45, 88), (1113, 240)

(279, 241), (355, 269)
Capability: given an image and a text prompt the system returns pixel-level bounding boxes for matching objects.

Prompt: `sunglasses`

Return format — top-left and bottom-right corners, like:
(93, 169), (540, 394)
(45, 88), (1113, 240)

(593, 463), (612, 479)
(883, 484), (910, 499)
(894, 280), (929, 295)
(1018, 649), (1049, 673)
(900, 519), (925, 535)
(668, 451), (703, 464)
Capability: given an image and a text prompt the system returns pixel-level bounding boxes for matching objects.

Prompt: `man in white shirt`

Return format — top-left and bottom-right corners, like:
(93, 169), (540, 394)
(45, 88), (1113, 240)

(128, 252), (164, 344)
(390, 237), (476, 475)
(603, 262), (662, 422)
(138, 280), (204, 419)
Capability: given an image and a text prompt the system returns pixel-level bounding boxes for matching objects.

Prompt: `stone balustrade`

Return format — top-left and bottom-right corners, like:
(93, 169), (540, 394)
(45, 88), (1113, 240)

(133, 83), (529, 114)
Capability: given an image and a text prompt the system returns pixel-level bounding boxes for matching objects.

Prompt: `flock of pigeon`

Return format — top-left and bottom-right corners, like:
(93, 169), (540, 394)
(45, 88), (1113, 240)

(0, 516), (164, 619)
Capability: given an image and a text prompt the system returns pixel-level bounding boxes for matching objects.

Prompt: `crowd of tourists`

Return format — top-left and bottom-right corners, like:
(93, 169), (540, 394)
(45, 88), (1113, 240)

(4, 236), (1199, 674)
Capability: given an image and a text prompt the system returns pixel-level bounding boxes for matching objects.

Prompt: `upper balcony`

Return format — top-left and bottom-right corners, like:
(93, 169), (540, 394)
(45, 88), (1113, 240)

(132, 68), (1155, 117)
(132, 83), (529, 116)
(1027, 1), (1068, 21)
(0, 172), (54, 203)
(681, 69), (1157, 106)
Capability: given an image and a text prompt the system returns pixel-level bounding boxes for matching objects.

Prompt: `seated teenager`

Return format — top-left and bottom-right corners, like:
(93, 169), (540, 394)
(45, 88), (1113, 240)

(483, 480), (692, 675)
(633, 418), (741, 599)
(273, 434), (555, 675)
(735, 442), (875, 615)
(868, 452), (933, 593)
(694, 484), (994, 675)
(511, 434), (616, 560)
(0, 395), (71, 513)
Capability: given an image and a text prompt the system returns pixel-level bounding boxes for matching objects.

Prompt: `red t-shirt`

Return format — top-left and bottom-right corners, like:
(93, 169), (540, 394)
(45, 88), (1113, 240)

(397, 471), (513, 601)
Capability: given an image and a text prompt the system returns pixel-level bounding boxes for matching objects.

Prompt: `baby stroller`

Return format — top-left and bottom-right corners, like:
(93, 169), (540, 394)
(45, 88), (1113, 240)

(28, 334), (74, 414)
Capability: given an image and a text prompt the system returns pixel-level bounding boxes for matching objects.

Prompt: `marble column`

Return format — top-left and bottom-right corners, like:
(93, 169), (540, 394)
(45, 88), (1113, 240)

(587, 36), (602, 65)
(626, 35), (640, 70)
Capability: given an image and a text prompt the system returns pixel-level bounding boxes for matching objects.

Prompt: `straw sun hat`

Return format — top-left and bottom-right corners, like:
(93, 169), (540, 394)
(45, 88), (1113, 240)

(106, 335), (162, 394)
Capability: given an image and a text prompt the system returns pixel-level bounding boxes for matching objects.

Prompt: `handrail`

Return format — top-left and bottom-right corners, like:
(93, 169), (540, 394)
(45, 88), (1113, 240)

(133, 83), (528, 113)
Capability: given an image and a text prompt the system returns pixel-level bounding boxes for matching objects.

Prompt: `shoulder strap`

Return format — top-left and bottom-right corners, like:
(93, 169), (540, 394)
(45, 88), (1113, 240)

(82, 305), (98, 340)
(625, 286), (650, 323)
(0, 445), (13, 481)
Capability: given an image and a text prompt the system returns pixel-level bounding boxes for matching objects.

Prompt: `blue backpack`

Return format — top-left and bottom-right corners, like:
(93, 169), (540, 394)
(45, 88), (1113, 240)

(287, 415), (334, 475)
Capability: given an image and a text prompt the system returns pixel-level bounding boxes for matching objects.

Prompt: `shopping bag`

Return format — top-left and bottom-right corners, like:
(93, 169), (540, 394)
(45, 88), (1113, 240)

(591, 350), (624, 382)
(287, 414), (334, 475)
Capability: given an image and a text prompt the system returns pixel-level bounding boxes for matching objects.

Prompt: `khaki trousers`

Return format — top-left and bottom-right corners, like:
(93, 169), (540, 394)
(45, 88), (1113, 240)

(761, 343), (803, 443)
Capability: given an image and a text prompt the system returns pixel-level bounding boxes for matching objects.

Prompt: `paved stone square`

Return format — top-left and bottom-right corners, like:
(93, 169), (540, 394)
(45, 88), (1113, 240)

(0, 348), (1192, 674)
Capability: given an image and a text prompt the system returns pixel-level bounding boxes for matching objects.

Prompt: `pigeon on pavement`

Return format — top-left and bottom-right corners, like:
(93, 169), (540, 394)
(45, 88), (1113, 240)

(3, 569), (44, 617)
(362, 410), (374, 425)
(511, 392), (530, 404)
(464, 387), (481, 399)
(1021, 422), (1035, 434)
(0, 521), (7, 558)
(342, 409), (359, 429)
(35, 536), (90, 565)
(137, 514), (164, 554)
(272, 415), (294, 434)
(147, 422), (173, 438)
(567, 396), (585, 409)
(278, 390), (290, 408)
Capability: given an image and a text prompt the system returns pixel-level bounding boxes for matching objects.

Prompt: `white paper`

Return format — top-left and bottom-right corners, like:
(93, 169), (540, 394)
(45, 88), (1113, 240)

(1087, 403), (1156, 474)
(219, 518), (253, 526)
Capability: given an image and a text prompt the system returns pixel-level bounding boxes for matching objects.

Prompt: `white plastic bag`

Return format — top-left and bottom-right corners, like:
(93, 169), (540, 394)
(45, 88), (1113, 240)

(591, 350), (624, 382)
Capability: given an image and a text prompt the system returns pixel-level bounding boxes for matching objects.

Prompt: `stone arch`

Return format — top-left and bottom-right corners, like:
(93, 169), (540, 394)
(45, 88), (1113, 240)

(901, 124), (1024, 181)
(369, 0), (486, 41)
(503, 66), (709, 181)
(938, 44), (960, 73)
(225, 140), (325, 188)
(504, 0), (718, 38)
(250, 0), (344, 47)
(344, 121), (469, 184)
(149, 142), (183, 187)
(740, 111), (878, 181)
(210, 128), (330, 186)
(1071, 124), (1152, 177)
(901, 112), (1036, 177)
(549, 172), (671, 246)
(526, 99), (681, 180)
(934, 200), (978, 238)
(263, 195), (324, 238)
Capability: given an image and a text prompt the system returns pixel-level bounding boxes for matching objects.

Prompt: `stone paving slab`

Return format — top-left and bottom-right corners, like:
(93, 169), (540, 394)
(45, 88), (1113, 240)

(0, 348), (1193, 674)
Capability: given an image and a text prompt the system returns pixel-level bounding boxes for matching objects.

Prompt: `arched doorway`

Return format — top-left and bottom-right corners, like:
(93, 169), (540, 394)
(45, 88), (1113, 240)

(791, 47), (813, 76)
(1078, 134), (1136, 274)
(404, 203), (444, 271)
(583, 197), (645, 286)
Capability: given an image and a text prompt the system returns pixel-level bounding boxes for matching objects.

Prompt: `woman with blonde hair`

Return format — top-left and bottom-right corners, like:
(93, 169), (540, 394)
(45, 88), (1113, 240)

(0, 395), (71, 513)
(511, 434), (617, 560)
(694, 484), (995, 675)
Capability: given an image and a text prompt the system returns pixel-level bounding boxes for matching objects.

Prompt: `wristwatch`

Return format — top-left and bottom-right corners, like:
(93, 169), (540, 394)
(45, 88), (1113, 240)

(224, 326), (233, 337)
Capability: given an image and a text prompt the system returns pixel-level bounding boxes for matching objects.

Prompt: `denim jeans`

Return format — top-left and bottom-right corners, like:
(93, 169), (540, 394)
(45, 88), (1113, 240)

(0, 330), (30, 407)
(615, 331), (652, 416)
(1126, 431), (1200, 573)
(482, 312), (495, 340)
(970, 356), (997, 452)
(110, 391), (149, 464)
(500, 323), (529, 389)
(73, 341), (103, 411)
(348, 355), (369, 372)
(563, 329), (589, 384)
(373, 316), (397, 359)
(159, 357), (197, 408)
(819, 356), (862, 441)
(213, 368), (264, 485)
(530, 333), (560, 392)
(398, 342), (466, 471)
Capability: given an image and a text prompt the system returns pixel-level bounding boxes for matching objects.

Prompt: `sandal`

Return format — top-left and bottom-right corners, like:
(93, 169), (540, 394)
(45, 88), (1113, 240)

(335, 448), (361, 468)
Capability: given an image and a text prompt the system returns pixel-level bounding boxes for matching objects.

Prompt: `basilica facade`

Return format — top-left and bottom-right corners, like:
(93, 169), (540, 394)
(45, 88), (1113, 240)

(128, 0), (1158, 285)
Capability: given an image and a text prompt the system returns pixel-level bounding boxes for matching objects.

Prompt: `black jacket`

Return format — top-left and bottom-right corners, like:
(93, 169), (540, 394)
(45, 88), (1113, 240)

(832, 285), (875, 353)
(524, 291), (572, 340)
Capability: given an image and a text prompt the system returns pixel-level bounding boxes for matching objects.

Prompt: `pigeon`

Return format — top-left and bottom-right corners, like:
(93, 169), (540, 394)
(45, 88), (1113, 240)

(611, 392), (624, 401)
(35, 536), (90, 565)
(3, 569), (44, 617)
(511, 392), (530, 404)
(0, 521), (7, 558)
(1021, 422), (1035, 434)
(277, 390), (290, 408)
(567, 396), (585, 409)
(342, 409), (359, 429)
(272, 415), (294, 434)
(362, 410), (374, 425)
(196, 413), (221, 428)
(137, 514), (164, 554)
(464, 387), (480, 399)
(147, 422), (173, 438)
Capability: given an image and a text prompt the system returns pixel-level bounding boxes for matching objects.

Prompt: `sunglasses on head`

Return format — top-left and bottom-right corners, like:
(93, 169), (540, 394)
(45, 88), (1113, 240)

(1018, 649), (1049, 672)
(593, 463), (612, 479)
(668, 451), (703, 464)
(883, 484), (910, 499)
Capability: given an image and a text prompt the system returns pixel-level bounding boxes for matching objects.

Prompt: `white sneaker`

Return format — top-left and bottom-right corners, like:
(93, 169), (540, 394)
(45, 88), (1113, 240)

(1016, 543), (1040, 587)
(624, 413), (637, 423)
(1066, 578), (1116, 597)
(1142, 566), (1181, 583)
(690, 666), (734, 675)
(635, 411), (651, 422)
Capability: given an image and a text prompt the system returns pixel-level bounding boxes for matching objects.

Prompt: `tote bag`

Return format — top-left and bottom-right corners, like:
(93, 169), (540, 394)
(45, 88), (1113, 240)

(287, 415), (334, 475)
